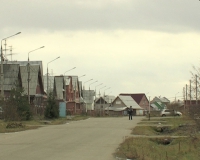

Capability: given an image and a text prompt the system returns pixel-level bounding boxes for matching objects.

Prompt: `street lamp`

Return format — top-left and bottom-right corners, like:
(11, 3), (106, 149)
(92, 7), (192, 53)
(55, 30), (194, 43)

(99, 86), (106, 116)
(1, 32), (21, 97)
(99, 86), (106, 97)
(95, 83), (103, 97)
(89, 80), (98, 90)
(47, 56), (60, 95)
(83, 79), (93, 90)
(79, 74), (86, 79)
(104, 87), (111, 96)
(27, 46), (45, 104)
(94, 83), (103, 110)
(64, 67), (76, 75)
(175, 92), (179, 103)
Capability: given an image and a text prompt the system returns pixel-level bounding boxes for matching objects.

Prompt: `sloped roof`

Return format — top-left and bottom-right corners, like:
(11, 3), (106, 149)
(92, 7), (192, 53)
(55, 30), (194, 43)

(104, 95), (115, 103)
(20, 64), (40, 95)
(120, 93), (146, 104)
(54, 76), (64, 99)
(159, 97), (170, 103)
(43, 75), (54, 92)
(152, 97), (170, 103)
(0, 64), (20, 90)
(95, 95), (115, 103)
(118, 96), (143, 109)
(65, 75), (78, 90)
(9, 60), (43, 82)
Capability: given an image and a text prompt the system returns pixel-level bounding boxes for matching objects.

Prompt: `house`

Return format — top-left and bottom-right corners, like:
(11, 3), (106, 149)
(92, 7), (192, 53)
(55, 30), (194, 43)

(20, 64), (45, 104)
(106, 95), (143, 116)
(1, 63), (20, 98)
(94, 95), (115, 116)
(82, 90), (95, 112)
(119, 93), (150, 112)
(53, 75), (83, 115)
(151, 101), (166, 110)
(0, 62), (45, 106)
(151, 96), (170, 105)
(54, 76), (65, 100)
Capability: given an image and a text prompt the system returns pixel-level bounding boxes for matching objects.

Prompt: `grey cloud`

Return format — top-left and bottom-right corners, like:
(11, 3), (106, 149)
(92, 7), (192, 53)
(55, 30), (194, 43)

(0, 0), (200, 33)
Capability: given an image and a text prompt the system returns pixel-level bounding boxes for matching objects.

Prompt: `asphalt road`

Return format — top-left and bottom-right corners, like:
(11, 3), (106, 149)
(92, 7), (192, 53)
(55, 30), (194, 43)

(0, 116), (144, 160)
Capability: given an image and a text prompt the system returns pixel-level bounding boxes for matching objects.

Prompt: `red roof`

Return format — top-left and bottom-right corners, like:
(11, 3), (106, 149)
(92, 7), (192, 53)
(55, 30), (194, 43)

(119, 93), (146, 105)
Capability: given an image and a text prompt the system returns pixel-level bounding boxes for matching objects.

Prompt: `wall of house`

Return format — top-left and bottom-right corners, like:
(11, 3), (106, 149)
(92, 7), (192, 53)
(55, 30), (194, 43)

(66, 102), (83, 115)
(66, 85), (72, 101)
(112, 97), (126, 108)
(139, 96), (149, 111)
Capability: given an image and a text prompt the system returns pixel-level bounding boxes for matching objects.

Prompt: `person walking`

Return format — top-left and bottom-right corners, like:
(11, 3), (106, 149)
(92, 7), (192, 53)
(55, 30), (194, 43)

(128, 106), (133, 120)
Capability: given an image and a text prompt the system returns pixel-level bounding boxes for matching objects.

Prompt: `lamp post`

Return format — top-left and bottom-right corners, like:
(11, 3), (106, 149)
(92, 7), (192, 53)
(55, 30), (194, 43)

(175, 92), (179, 103)
(47, 56), (60, 95)
(78, 74), (85, 113)
(148, 96), (151, 121)
(95, 83), (103, 96)
(89, 80), (98, 90)
(63, 67), (76, 100)
(83, 79), (93, 90)
(103, 87), (110, 116)
(1, 32), (21, 98)
(83, 79), (93, 113)
(94, 83), (103, 111)
(106, 91), (112, 115)
(64, 67), (76, 75)
(104, 87), (111, 96)
(99, 86), (106, 116)
(79, 74), (86, 79)
(27, 46), (45, 104)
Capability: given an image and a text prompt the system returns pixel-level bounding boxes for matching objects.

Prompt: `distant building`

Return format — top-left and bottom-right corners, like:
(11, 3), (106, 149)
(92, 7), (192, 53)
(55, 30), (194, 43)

(119, 93), (150, 111)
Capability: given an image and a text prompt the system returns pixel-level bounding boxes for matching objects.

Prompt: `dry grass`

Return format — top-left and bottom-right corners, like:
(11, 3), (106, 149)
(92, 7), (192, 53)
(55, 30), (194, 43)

(115, 116), (200, 160)
(0, 115), (89, 133)
(115, 136), (200, 160)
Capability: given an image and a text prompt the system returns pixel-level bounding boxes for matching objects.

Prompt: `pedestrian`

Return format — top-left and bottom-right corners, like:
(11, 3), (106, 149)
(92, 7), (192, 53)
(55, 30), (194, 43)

(128, 106), (133, 120)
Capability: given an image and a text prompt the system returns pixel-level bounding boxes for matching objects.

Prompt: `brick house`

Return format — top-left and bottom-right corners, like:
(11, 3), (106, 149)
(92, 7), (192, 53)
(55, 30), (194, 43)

(120, 93), (149, 111)
(53, 75), (83, 115)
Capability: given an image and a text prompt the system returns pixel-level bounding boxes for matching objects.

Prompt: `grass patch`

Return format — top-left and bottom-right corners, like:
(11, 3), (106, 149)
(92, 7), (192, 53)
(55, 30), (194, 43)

(115, 136), (200, 160)
(0, 115), (90, 133)
(116, 116), (200, 159)
(0, 121), (41, 133)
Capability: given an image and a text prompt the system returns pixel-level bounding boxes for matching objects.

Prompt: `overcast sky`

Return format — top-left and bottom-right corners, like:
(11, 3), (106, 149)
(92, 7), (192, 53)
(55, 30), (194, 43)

(1, 0), (200, 101)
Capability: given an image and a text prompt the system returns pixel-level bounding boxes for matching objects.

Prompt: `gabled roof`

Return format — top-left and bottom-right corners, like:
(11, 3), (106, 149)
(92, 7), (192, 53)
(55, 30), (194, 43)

(95, 95), (115, 103)
(65, 75), (78, 90)
(152, 97), (170, 103)
(116, 96), (142, 109)
(0, 64), (20, 90)
(43, 75), (54, 92)
(54, 76), (64, 99)
(159, 97), (170, 103)
(20, 65), (41, 95)
(104, 95), (115, 103)
(119, 93), (147, 104)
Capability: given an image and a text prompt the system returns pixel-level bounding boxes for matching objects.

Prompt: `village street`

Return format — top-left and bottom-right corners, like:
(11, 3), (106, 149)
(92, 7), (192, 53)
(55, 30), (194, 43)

(0, 116), (144, 160)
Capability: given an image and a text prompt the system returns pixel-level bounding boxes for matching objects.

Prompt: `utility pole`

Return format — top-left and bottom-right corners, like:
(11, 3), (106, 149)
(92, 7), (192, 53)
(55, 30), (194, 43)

(196, 75), (198, 105)
(186, 84), (187, 113)
(74, 82), (76, 114)
(148, 96), (151, 121)
(183, 87), (185, 112)
(190, 80), (192, 106)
